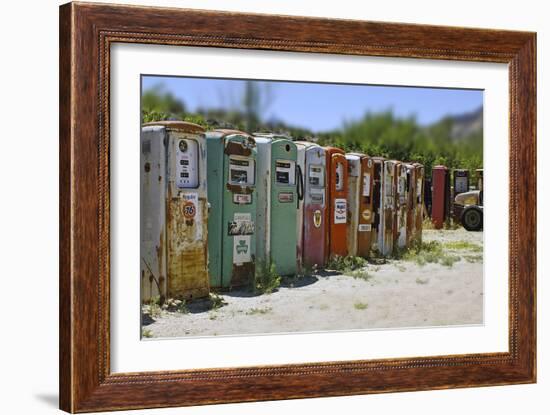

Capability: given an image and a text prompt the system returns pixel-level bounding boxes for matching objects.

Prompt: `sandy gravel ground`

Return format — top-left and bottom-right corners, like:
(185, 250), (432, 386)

(143, 229), (483, 339)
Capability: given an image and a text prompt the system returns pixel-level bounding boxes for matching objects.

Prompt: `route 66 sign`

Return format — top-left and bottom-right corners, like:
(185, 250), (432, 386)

(182, 201), (196, 219)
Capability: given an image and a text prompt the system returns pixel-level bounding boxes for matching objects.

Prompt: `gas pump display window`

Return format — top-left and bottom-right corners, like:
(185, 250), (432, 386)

(275, 160), (296, 186)
(229, 156), (255, 186)
(335, 162), (344, 190)
(176, 138), (199, 189)
(308, 165), (324, 187)
(362, 173), (371, 197)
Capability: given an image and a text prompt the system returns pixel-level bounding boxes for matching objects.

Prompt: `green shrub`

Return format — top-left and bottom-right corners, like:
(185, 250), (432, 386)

(209, 293), (227, 310)
(254, 260), (281, 294)
(327, 255), (368, 273)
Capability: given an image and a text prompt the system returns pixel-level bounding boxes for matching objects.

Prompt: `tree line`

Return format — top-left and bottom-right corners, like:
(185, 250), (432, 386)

(142, 84), (483, 177)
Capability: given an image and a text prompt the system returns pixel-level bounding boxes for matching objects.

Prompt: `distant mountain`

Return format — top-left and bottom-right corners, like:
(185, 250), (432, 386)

(447, 107), (483, 141)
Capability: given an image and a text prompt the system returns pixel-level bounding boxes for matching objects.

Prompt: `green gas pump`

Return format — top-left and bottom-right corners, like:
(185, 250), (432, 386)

(207, 130), (257, 288)
(254, 134), (300, 277)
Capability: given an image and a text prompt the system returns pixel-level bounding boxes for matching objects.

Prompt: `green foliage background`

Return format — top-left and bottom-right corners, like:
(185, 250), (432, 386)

(142, 84), (482, 176)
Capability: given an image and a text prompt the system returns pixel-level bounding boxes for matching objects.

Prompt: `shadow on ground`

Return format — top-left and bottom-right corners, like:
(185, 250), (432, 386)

(185, 297), (219, 313)
(141, 313), (155, 326)
(280, 275), (319, 288)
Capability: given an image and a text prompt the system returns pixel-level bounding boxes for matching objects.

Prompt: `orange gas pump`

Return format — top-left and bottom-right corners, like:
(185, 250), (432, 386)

(324, 147), (348, 260)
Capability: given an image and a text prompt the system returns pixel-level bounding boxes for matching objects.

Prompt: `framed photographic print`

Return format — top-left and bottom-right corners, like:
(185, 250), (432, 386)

(59, 2), (536, 412)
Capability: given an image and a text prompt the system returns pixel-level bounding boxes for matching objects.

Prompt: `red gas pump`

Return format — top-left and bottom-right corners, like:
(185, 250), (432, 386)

(431, 165), (450, 229)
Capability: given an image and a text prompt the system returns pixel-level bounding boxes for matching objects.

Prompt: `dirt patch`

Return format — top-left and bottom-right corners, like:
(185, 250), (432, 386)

(143, 228), (483, 338)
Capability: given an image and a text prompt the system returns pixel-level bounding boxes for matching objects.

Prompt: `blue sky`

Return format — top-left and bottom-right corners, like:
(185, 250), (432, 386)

(142, 76), (483, 132)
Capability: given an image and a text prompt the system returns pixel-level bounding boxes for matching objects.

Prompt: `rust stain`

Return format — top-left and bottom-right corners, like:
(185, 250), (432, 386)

(224, 140), (251, 157)
(232, 258), (254, 288)
(226, 183), (254, 194)
(166, 190), (209, 299)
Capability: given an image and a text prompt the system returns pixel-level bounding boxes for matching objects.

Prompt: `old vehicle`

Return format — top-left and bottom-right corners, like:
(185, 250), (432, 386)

(140, 121), (210, 302)
(453, 169), (483, 231)
(207, 129), (257, 288)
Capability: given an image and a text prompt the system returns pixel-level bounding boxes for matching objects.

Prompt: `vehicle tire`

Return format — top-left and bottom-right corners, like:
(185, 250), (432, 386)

(461, 206), (483, 231)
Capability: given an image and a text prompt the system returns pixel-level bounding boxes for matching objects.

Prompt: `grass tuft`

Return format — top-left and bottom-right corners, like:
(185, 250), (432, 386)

(444, 241), (483, 252)
(245, 307), (272, 315)
(354, 302), (369, 310)
(209, 293), (227, 310)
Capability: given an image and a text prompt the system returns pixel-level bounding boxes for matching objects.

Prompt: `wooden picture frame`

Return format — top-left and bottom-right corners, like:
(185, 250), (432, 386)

(59, 2), (536, 412)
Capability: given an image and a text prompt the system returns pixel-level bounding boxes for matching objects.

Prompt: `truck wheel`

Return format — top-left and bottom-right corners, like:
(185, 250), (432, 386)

(461, 206), (483, 231)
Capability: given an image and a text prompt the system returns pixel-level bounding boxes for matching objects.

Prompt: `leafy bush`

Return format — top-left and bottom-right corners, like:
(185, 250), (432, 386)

(253, 261), (281, 294)
(400, 240), (464, 267)
(327, 255), (369, 273)
(209, 293), (227, 310)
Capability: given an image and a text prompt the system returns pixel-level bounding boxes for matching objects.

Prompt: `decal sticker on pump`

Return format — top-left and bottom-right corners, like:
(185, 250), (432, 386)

(334, 198), (347, 224)
(278, 192), (294, 203)
(233, 235), (251, 264)
(233, 193), (252, 205)
(313, 210), (322, 228)
(181, 193), (202, 240)
(182, 201), (196, 219)
(358, 224), (372, 232)
(228, 212), (255, 236)
(361, 209), (371, 221)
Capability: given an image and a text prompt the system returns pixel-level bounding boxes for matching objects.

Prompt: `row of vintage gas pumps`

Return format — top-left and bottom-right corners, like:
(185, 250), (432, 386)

(140, 121), (425, 302)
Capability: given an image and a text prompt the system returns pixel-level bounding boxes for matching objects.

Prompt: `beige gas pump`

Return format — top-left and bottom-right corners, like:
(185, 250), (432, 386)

(381, 160), (398, 256)
(346, 153), (374, 257)
(370, 157), (386, 253)
(413, 163), (425, 242)
(396, 163), (409, 249)
(140, 121), (210, 302)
